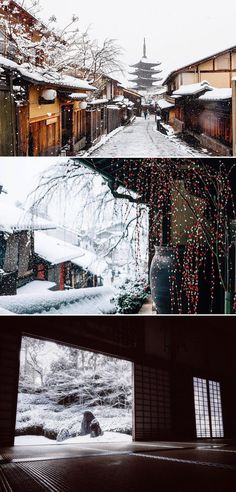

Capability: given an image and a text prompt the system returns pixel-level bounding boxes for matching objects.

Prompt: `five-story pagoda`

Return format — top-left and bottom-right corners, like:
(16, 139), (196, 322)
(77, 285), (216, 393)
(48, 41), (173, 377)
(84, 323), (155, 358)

(129, 38), (162, 92)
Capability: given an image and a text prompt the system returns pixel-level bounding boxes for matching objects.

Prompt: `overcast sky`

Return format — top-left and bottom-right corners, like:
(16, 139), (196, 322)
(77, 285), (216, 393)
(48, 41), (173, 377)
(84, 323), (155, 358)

(0, 158), (53, 201)
(38, 0), (236, 83)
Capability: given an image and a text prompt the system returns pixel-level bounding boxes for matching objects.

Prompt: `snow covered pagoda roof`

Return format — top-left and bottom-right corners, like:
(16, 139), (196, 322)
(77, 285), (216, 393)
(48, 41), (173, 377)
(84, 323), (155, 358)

(34, 232), (106, 275)
(130, 39), (161, 68)
(129, 39), (162, 91)
(0, 194), (55, 234)
(0, 55), (96, 91)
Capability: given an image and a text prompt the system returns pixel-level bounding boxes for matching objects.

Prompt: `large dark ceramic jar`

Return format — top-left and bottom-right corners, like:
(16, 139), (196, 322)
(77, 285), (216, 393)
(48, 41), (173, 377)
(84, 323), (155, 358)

(149, 246), (174, 314)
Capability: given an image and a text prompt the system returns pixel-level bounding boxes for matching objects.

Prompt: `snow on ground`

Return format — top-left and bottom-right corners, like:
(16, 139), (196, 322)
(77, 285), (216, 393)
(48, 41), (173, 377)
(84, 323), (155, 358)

(88, 116), (212, 157)
(15, 432), (132, 446)
(79, 125), (125, 157)
(17, 280), (56, 295)
(0, 306), (16, 314)
(0, 286), (116, 315)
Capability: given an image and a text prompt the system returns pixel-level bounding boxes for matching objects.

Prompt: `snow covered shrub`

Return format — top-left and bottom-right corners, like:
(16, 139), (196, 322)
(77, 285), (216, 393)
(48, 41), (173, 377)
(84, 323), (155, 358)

(57, 428), (70, 442)
(115, 278), (150, 314)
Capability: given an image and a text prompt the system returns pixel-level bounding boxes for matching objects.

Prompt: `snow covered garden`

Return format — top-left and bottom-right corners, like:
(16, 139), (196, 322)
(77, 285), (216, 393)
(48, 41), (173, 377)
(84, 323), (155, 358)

(15, 337), (133, 445)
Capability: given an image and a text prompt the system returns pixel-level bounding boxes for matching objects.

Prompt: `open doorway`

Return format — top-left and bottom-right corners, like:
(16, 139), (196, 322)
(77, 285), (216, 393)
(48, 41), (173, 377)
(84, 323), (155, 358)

(15, 336), (133, 445)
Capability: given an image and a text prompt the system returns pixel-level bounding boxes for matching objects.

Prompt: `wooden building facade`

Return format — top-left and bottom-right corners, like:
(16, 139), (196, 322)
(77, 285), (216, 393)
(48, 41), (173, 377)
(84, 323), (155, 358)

(173, 88), (232, 154)
(163, 45), (236, 94)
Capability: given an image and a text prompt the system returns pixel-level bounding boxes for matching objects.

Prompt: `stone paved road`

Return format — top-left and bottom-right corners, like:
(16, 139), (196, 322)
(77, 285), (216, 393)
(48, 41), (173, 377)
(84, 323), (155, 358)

(89, 116), (211, 157)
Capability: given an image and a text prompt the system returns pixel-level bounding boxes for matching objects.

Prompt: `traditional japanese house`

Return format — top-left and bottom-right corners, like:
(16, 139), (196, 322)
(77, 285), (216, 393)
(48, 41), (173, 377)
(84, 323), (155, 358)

(34, 232), (106, 290)
(171, 82), (232, 154)
(163, 45), (236, 94)
(0, 1), (97, 156)
(112, 93), (137, 126)
(0, 190), (53, 295)
(122, 87), (142, 116)
(232, 76), (236, 155)
(157, 98), (175, 125)
(162, 46), (236, 154)
(85, 74), (125, 145)
(0, 57), (96, 156)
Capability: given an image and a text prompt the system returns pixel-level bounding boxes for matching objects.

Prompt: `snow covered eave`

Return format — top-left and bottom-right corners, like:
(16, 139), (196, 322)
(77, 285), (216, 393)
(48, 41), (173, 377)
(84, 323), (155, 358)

(199, 87), (232, 101)
(0, 199), (56, 234)
(158, 99), (174, 109)
(0, 220), (56, 234)
(88, 99), (109, 105)
(107, 105), (120, 110)
(0, 56), (96, 92)
(19, 70), (97, 92)
(72, 256), (107, 276)
(173, 80), (213, 97)
(59, 92), (89, 101)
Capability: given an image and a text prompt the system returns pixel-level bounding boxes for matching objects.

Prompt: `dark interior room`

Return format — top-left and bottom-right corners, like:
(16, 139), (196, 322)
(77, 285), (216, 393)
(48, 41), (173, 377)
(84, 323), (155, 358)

(0, 316), (236, 491)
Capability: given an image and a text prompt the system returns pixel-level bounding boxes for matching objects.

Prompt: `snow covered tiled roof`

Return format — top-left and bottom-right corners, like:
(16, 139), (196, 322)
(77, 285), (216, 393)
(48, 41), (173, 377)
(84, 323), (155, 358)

(0, 55), (96, 91)
(157, 98), (174, 109)
(17, 280), (56, 295)
(35, 232), (106, 275)
(173, 81), (212, 96)
(154, 88), (167, 95)
(113, 95), (124, 102)
(72, 253), (107, 276)
(0, 195), (55, 234)
(0, 286), (115, 315)
(88, 98), (109, 105)
(199, 87), (232, 101)
(67, 93), (89, 100)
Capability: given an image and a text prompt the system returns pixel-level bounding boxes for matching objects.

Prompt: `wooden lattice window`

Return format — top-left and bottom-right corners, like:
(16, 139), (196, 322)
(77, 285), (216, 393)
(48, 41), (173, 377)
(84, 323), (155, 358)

(193, 377), (224, 438)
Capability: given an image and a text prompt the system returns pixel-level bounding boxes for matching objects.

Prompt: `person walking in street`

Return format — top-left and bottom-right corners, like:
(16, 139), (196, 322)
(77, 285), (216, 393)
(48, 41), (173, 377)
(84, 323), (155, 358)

(156, 106), (161, 131)
(144, 109), (147, 120)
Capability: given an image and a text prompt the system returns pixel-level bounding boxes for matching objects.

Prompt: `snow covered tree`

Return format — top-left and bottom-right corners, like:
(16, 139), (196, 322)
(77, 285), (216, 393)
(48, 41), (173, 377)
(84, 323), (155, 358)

(0, 0), (81, 70)
(19, 336), (46, 389)
(0, 1), (124, 83)
(28, 160), (149, 283)
(68, 31), (125, 84)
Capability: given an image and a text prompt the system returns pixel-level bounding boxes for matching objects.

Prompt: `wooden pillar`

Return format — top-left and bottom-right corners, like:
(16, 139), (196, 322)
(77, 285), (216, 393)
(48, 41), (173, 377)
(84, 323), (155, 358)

(0, 329), (21, 447)
(232, 79), (236, 156)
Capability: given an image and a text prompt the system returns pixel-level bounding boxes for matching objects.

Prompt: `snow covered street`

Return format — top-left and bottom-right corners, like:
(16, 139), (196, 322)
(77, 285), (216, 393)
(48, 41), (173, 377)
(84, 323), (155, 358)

(89, 116), (211, 157)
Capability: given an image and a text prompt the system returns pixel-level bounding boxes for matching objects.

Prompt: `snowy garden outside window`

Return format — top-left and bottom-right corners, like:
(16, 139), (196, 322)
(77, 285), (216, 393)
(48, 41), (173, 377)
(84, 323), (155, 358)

(15, 336), (133, 445)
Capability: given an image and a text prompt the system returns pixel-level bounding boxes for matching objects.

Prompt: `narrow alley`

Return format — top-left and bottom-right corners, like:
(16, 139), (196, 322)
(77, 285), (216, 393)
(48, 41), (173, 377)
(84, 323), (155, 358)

(89, 116), (211, 157)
